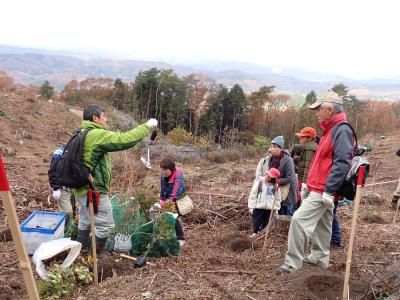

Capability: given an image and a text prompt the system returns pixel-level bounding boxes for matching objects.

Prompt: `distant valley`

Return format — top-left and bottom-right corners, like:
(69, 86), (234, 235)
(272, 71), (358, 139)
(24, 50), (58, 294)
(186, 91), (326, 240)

(1, 45), (400, 100)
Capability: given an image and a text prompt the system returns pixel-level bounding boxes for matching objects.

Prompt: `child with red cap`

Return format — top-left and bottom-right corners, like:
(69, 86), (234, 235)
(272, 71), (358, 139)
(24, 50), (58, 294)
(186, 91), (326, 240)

(248, 167), (282, 238)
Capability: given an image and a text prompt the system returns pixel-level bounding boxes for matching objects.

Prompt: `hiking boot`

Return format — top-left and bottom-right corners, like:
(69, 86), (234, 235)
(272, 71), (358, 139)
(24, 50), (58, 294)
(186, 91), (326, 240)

(303, 257), (328, 269)
(391, 196), (399, 210)
(95, 236), (108, 254)
(330, 242), (342, 249)
(277, 264), (298, 274)
(76, 229), (91, 254)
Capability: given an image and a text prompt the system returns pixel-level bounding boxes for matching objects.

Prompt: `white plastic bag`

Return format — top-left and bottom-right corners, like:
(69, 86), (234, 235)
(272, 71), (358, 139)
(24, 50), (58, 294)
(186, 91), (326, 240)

(114, 233), (132, 252)
(32, 238), (82, 280)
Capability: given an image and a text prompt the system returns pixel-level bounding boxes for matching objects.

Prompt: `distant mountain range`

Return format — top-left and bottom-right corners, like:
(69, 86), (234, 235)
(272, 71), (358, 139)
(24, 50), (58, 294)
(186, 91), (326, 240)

(1, 44), (400, 101)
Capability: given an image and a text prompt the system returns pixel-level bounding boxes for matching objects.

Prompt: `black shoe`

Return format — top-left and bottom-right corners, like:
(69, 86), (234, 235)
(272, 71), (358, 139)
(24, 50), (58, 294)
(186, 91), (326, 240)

(391, 196), (399, 210)
(76, 229), (91, 253)
(277, 264), (298, 274)
(330, 242), (342, 248)
(95, 236), (108, 254)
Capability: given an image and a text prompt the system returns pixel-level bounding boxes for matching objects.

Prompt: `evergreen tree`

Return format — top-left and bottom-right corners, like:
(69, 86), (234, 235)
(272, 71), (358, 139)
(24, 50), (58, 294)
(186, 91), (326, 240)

(199, 86), (227, 142)
(248, 85), (275, 135)
(112, 78), (125, 110)
(226, 84), (246, 129)
(298, 90), (318, 131)
(302, 90), (317, 108)
(331, 83), (349, 98)
(134, 68), (160, 120)
(39, 80), (54, 100)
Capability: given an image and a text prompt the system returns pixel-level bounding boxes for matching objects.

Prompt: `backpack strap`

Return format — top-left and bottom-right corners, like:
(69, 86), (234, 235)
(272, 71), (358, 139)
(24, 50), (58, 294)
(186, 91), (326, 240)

(333, 122), (365, 156)
(333, 122), (358, 148)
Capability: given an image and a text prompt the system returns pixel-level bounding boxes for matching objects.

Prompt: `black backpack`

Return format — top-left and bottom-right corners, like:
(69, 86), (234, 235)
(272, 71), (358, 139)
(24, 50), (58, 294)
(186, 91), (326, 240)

(334, 122), (370, 200)
(56, 128), (93, 189)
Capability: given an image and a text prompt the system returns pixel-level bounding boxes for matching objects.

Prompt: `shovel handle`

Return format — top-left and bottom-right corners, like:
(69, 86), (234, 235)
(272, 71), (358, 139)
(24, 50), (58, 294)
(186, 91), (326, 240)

(262, 197), (277, 250)
(120, 254), (156, 267)
(342, 165), (365, 299)
(89, 200), (98, 285)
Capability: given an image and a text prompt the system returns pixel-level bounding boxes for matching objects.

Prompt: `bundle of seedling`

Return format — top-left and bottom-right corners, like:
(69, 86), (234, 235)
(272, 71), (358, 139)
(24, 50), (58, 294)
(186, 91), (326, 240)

(37, 258), (92, 299)
(130, 198), (180, 258)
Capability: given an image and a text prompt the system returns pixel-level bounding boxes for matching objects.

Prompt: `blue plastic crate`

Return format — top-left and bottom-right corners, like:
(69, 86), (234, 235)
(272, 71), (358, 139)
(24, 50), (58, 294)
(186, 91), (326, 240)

(20, 210), (66, 255)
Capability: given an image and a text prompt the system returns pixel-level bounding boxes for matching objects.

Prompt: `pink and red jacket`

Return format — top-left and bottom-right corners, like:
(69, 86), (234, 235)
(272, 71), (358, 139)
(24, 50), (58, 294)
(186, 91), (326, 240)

(160, 168), (186, 201)
(306, 112), (354, 195)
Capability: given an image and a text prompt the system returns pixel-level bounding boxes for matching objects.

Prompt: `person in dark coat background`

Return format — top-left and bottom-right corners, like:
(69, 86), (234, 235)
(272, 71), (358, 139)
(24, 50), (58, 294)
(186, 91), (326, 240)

(268, 136), (298, 215)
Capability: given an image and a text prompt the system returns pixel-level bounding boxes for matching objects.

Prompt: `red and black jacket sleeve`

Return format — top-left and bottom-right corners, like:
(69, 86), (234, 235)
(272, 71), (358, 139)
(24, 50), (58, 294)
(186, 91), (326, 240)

(325, 124), (354, 195)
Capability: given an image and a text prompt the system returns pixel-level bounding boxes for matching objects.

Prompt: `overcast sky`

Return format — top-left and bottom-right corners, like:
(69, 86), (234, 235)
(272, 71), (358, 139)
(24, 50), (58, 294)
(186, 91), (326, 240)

(0, 0), (399, 79)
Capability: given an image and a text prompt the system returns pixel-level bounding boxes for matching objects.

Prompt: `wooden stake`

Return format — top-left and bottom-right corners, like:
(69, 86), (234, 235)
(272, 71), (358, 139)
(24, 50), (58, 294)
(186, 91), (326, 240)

(262, 195), (277, 250)
(88, 193), (98, 285)
(342, 166), (365, 300)
(0, 154), (39, 300)
(88, 189), (99, 285)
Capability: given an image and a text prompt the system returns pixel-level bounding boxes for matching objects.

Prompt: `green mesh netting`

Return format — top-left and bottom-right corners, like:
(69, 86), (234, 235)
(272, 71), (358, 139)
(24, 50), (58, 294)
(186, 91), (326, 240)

(131, 212), (180, 257)
(105, 194), (179, 256)
(106, 193), (148, 251)
(64, 220), (77, 239)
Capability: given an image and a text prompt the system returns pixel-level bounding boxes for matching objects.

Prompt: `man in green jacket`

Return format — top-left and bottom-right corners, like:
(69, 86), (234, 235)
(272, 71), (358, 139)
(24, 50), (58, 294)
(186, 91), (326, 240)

(75, 104), (158, 253)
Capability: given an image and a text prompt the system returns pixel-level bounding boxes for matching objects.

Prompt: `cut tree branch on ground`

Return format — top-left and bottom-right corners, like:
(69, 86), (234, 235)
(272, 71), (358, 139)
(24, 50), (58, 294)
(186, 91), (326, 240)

(193, 192), (238, 198)
(198, 270), (256, 275)
(204, 209), (228, 220)
(0, 260), (18, 268)
(147, 273), (157, 289)
(168, 268), (183, 281)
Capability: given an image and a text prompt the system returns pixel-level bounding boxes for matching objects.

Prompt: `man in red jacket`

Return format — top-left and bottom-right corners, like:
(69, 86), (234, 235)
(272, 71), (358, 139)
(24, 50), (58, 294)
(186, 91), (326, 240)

(278, 91), (354, 273)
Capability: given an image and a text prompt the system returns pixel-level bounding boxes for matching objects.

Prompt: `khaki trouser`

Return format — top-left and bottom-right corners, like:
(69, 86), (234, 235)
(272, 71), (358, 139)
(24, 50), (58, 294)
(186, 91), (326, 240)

(284, 191), (334, 269)
(57, 189), (74, 224)
(393, 179), (400, 197)
(75, 192), (115, 239)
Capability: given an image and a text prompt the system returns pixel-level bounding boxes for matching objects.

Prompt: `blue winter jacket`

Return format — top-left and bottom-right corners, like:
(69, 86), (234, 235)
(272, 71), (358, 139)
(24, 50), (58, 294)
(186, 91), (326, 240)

(160, 168), (186, 201)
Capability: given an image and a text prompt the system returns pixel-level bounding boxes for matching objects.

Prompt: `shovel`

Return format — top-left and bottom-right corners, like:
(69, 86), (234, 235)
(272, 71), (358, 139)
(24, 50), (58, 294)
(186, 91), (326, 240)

(120, 254), (156, 267)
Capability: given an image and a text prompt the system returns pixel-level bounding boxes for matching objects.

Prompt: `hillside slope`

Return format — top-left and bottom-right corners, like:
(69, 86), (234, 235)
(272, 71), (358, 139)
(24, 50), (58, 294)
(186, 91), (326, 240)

(1, 91), (400, 299)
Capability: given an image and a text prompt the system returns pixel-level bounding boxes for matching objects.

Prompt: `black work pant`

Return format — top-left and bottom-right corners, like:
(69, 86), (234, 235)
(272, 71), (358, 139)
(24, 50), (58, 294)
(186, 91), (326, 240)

(252, 209), (272, 234)
(175, 218), (184, 240)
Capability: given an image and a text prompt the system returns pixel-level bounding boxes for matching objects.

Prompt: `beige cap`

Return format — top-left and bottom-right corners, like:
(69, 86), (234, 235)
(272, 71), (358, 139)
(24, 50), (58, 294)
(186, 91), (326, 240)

(308, 90), (343, 109)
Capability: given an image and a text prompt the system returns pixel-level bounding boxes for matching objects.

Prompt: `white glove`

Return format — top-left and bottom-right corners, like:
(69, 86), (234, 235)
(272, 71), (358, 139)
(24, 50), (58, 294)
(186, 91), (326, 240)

(322, 192), (334, 206)
(52, 189), (61, 201)
(300, 183), (309, 200)
(146, 118), (158, 128)
(249, 208), (254, 215)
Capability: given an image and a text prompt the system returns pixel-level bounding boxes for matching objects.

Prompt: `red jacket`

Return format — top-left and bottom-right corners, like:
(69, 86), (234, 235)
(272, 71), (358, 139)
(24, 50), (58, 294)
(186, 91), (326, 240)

(307, 112), (354, 195)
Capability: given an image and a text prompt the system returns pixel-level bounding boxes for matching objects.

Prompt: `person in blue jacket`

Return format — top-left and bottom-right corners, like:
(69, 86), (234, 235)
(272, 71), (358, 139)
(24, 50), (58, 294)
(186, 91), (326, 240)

(159, 158), (186, 246)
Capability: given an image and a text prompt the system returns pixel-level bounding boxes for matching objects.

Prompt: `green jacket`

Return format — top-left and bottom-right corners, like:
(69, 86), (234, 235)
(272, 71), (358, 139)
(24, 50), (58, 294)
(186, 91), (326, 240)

(297, 140), (318, 183)
(74, 120), (150, 196)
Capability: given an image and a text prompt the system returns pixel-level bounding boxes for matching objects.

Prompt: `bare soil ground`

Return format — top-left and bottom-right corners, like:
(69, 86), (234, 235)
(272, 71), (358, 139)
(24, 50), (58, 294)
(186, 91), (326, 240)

(1, 92), (400, 299)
